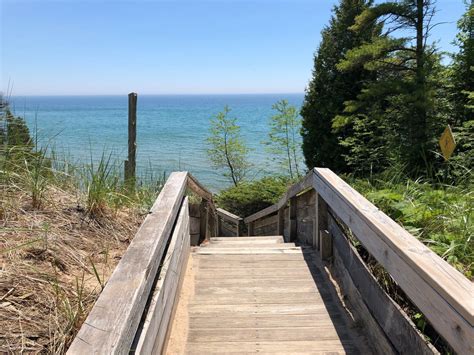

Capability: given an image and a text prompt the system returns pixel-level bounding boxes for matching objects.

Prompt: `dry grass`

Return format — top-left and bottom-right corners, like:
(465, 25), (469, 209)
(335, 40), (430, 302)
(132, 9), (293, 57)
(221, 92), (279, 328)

(0, 183), (144, 353)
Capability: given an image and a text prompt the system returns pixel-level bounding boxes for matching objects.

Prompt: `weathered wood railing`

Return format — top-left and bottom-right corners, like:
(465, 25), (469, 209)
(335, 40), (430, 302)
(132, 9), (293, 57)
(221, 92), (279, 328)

(216, 207), (242, 237)
(68, 172), (218, 354)
(244, 168), (473, 354)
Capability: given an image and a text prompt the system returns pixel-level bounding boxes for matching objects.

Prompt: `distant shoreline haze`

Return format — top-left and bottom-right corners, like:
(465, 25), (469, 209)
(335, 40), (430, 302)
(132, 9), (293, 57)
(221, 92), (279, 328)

(8, 94), (306, 191)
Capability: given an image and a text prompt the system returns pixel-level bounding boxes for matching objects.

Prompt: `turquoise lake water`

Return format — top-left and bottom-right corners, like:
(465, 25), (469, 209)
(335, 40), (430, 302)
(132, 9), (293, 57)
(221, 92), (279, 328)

(9, 94), (305, 191)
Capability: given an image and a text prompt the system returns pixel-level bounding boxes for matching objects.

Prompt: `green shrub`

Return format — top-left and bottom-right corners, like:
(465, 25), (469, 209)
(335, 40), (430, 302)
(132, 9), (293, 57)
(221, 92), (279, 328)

(216, 176), (291, 218)
(349, 176), (473, 278)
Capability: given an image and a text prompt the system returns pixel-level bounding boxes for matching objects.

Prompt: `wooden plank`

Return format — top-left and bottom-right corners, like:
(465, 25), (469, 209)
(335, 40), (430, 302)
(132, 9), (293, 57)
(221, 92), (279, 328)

(329, 216), (436, 354)
(188, 303), (339, 316)
(194, 253), (307, 261)
(189, 314), (343, 329)
(211, 236), (283, 242)
(195, 267), (317, 278)
(134, 198), (190, 354)
(187, 327), (349, 342)
(314, 191), (328, 250)
(193, 284), (320, 295)
(185, 340), (355, 353)
(216, 207), (242, 222)
(248, 221), (255, 236)
(202, 242), (296, 249)
(314, 168), (473, 354)
(277, 208), (285, 235)
(194, 247), (303, 255)
(186, 172), (213, 202)
(254, 214), (278, 229)
(320, 229), (332, 260)
(190, 292), (324, 305)
(244, 172), (314, 223)
(195, 279), (318, 287)
(197, 260), (312, 269)
(153, 222), (190, 353)
(67, 172), (188, 355)
(289, 196), (297, 242)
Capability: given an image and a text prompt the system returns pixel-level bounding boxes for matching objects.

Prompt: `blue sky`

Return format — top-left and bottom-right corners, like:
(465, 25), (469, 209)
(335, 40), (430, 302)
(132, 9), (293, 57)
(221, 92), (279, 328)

(0, 0), (467, 95)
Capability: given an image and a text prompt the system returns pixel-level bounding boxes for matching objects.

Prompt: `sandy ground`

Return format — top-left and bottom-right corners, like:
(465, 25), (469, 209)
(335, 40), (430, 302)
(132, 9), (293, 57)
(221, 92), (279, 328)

(165, 253), (196, 354)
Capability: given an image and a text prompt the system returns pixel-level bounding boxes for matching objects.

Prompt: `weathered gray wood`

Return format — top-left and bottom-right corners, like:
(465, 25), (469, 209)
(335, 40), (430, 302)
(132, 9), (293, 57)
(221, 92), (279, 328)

(329, 216), (437, 354)
(199, 200), (207, 243)
(134, 198), (190, 354)
(185, 340), (355, 354)
(188, 327), (349, 342)
(254, 214), (278, 228)
(67, 172), (188, 355)
(124, 92), (137, 183)
(277, 207), (285, 235)
(216, 207), (242, 223)
(319, 229), (332, 261)
(244, 172), (314, 224)
(169, 237), (369, 354)
(314, 191), (328, 250)
(189, 314), (344, 330)
(248, 221), (255, 236)
(289, 196), (297, 242)
(211, 236), (283, 242)
(313, 168), (473, 355)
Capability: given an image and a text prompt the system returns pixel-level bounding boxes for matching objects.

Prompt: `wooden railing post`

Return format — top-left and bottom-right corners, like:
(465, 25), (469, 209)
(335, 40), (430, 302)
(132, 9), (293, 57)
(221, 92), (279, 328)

(277, 208), (285, 236)
(289, 197), (297, 242)
(124, 92), (137, 186)
(199, 200), (207, 243)
(217, 216), (221, 237)
(313, 192), (328, 250)
(320, 229), (332, 260)
(248, 221), (255, 236)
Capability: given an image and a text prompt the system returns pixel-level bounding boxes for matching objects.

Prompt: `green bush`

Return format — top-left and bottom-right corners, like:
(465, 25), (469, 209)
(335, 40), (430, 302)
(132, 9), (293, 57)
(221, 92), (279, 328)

(216, 176), (291, 218)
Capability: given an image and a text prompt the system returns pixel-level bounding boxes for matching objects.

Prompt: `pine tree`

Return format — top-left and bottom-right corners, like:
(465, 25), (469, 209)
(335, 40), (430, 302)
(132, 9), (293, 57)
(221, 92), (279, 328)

(301, 0), (377, 173)
(451, 1), (474, 127)
(449, 1), (474, 174)
(338, 0), (441, 176)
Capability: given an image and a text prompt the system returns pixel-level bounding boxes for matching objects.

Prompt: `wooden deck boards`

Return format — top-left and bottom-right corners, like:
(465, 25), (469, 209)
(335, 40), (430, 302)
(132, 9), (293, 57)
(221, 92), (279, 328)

(166, 236), (366, 354)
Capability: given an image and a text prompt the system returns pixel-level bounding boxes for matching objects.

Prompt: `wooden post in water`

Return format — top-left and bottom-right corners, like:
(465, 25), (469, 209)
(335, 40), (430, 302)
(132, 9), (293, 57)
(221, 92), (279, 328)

(124, 92), (137, 185)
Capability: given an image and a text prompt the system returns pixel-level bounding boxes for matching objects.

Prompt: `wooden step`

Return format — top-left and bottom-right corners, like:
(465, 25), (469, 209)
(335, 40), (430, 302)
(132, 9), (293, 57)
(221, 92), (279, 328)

(202, 242), (296, 249)
(211, 236), (284, 243)
(194, 247), (303, 255)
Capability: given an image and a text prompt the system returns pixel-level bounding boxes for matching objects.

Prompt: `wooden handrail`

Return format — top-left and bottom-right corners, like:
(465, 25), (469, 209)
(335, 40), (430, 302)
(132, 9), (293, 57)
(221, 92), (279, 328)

(244, 168), (473, 354)
(68, 171), (220, 354)
(244, 171), (314, 224)
(217, 207), (242, 222)
(68, 172), (189, 354)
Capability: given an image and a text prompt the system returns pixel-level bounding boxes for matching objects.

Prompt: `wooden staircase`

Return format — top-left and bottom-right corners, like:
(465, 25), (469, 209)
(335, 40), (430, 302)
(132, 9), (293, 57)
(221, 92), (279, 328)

(170, 236), (366, 354)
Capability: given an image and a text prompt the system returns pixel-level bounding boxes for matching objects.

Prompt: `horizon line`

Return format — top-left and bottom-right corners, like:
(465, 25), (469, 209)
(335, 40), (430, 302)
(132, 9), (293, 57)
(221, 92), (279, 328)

(4, 92), (306, 97)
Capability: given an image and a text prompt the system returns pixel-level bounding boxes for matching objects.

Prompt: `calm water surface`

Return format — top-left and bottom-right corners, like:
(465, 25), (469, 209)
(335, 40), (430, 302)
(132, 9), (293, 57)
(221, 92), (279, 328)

(10, 94), (305, 191)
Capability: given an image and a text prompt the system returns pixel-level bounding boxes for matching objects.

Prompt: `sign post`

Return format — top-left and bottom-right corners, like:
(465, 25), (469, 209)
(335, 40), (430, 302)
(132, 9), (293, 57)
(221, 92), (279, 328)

(439, 125), (456, 182)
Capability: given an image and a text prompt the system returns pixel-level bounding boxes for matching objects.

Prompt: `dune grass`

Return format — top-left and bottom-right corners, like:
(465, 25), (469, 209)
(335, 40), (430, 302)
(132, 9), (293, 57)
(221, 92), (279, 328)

(0, 141), (166, 353)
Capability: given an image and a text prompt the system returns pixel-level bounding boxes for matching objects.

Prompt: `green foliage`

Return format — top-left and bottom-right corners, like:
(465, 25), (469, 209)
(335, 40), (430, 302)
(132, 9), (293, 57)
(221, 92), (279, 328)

(207, 106), (251, 186)
(264, 100), (302, 179)
(339, 0), (441, 177)
(349, 173), (473, 277)
(216, 176), (291, 218)
(447, 2), (474, 177)
(301, 0), (377, 173)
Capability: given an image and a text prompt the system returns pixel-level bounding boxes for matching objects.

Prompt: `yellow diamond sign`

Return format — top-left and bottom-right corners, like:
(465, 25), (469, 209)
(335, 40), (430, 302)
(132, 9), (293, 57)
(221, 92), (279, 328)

(439, 125), (456, 161)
